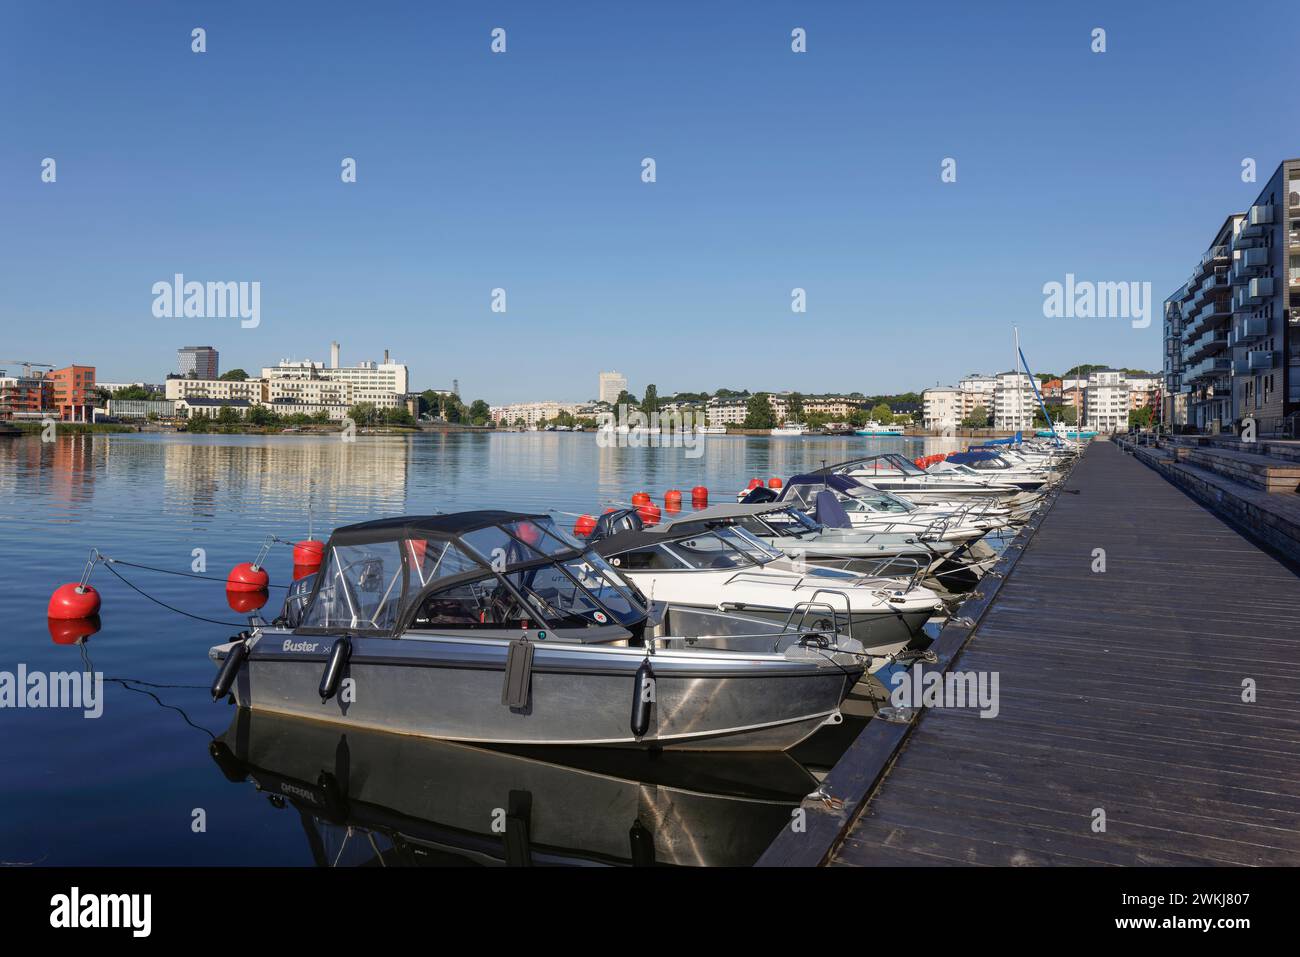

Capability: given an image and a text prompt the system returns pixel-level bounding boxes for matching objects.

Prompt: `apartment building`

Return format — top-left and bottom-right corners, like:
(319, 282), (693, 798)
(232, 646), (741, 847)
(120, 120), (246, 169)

(50, 365), (97, 422)
(165, 377), (266, 403)
(0, 372), (53, 420)
(993, 372), (1036, 431)
(262, 345), (409, 396)
(1163, 159), (1300, 434)
(489, 401), (585, 427)
(1084, 369), (1129, 433)
(177, 346), (219, 379)
(921, 387), (962, 430)
(598, 371), (628, 405)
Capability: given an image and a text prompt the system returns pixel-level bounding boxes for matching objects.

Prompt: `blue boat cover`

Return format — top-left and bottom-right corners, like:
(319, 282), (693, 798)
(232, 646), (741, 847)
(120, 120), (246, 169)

(981, 432), (1021, 446)
(813, 489), (854, 529)
(947, 450), (1001, 465)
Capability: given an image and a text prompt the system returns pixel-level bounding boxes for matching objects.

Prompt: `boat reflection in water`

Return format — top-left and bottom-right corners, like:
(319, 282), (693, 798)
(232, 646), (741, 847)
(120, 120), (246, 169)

(209, 708), (818, 867)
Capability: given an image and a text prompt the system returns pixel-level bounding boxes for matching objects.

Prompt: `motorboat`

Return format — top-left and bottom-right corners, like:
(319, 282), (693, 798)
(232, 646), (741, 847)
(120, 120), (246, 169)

(820, 453), (1029, 504)
(770, 423), (807, 436)
(210, 708), (816, 867)
(662, 501), (960, 570)
(923, 449), (1056, 491)
(695, 424), (726, 434)
(587, 510), (945, 660)
(854, 421), (905, 436)
(209, 512), (866, 752)
(753, 473), (1012, 542)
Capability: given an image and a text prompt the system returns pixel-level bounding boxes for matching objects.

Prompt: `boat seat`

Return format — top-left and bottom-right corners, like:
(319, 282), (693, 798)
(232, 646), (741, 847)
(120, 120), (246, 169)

(814, 489), (853, 529)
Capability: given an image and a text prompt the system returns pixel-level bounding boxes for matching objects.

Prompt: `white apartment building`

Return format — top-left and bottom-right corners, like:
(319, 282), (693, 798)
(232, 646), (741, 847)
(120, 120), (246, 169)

(262, 345), (409, 396)
(165, 377), (266, 403)
(598, 371), (628, 405)
(921, 387), (962, 430)
(993, 372), (1036, 431)
(490, 401), (585, 428)
(1085, 369), (1129, 432)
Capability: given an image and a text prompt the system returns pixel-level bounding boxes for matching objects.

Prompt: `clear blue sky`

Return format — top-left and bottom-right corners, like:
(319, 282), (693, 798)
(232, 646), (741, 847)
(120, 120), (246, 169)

(3, 1), (1298, 402)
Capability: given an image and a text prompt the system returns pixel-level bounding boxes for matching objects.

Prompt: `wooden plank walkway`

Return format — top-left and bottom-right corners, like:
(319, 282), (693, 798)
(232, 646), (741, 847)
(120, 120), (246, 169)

(761, 439), (1300, 866)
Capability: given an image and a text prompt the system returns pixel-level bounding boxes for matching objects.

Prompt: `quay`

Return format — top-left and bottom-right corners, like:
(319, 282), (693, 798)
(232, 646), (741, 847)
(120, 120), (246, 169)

(760, 438), (1300, 866)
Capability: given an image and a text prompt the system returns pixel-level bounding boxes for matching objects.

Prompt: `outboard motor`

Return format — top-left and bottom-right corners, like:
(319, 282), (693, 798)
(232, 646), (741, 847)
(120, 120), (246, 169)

(740, 486), (779, 504)
(589, 508), (643, 543)
(813, 488), (853, 529)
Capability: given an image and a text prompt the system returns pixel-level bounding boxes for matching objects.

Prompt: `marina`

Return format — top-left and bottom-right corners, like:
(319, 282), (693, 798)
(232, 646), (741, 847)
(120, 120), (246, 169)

(759, 439), (1300, 867)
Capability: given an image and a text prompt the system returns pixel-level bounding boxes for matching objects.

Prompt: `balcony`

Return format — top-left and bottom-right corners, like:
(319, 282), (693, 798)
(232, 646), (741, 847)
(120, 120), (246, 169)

(1185, 356), (1232, 380)
(1248, 204), (1275, 228)
(1237, 315), (1269, 341)
(1233, 276), (1276, 312)
(1182, 299), (1230, 339)
(1249, 349), (1277, 370)
(1230, 247), (1268, 283)
(1184, 329), (1229, 362)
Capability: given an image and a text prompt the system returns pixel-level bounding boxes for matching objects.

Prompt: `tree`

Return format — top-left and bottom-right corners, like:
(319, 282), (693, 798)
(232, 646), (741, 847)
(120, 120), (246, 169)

(247, 404), (276, 427)
(641, 384), (659, 415)
(348, 402), (378, 425)
(467, 399), (490, 425)
(1128, 406), (1153, 430)
(613, 389), (639, 411)
(744, 393), (777, 429)
(220, 369), (249, 381)
(112, 385), (155, 400)
(962, 405), (989, 429)
(787, 393), (804, 424)
(870, 402), (893, 424)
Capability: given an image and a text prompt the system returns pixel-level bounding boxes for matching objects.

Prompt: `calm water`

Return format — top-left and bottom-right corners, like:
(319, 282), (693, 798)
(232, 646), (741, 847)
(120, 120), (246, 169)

(0, 431), (963, 866)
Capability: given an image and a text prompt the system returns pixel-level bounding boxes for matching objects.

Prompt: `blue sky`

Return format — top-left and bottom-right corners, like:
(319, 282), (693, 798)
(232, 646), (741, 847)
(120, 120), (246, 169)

(2, 1), (1298, 402)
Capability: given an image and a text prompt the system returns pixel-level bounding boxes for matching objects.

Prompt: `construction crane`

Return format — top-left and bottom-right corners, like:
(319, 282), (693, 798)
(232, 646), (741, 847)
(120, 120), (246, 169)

(0, 360), (55, 378)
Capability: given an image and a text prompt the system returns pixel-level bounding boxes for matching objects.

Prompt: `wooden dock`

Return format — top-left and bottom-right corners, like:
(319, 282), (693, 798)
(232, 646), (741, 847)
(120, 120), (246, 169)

(759, 439), (1300, 866)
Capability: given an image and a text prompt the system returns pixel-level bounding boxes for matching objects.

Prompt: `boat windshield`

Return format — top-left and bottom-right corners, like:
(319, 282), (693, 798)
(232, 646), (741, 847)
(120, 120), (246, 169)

(843, 486), (916, 513)
(740, 507), (821, 540)
(300, 516), (647, 633)
(664, 526), (781, 570)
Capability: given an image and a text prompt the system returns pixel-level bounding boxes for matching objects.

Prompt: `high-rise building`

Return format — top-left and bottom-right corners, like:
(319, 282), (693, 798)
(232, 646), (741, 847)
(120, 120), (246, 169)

(178, 346), (219, 379)
(50, 365), (97, 422)
(1084, 369), (1128, 433)
(598, 371), (628, 405)
(993, 372), (1035, 431)
(1163, 158), (1300, 434)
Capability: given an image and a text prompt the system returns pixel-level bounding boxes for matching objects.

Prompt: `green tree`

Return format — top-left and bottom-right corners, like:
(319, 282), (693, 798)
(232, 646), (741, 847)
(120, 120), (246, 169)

(641, 384), (659, 415)
(1128, 406), (1153, 430)
(744, 393), (777, 429)
(467, 399), (491, 425)
(870, 402), (893, 423)
(348, 402), (378, 425)
(787, 392), (804, 423)
(962, 405), (989, 428)
(613, 389), (639, 411)
(219, 369), (249, 381)
(247, 404), (276, 427)
(112, 385), (155, 400)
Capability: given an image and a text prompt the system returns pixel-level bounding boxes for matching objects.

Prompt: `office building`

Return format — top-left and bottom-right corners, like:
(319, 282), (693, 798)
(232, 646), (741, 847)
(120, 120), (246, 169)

(177, 346), (219, 380)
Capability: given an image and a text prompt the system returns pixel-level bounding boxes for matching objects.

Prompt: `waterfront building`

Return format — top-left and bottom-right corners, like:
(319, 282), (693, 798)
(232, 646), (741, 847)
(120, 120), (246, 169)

(177, 345), (219, 379)
(262, 344), (409, 396)
(921, 387), (962, 430)
(49, 365), (96, 422)
(1162, 158), (1300, 434)
(165, 377), (266, 403)
(993, 371), (1035, 431)
(598, 371), (628, 405)
(489, 400), (585, 427)
(175, 397), (252, 419)
(106, 398), (177, 420)
(1084, 369), (1128, 433)
(0, 372), (54, 420)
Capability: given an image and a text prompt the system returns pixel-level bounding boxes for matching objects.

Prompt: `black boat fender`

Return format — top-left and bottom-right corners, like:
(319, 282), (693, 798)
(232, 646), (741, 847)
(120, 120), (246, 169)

(211, 633), (250, 701)
(319, 636), (351, 702)
(630, 658), (655, 739)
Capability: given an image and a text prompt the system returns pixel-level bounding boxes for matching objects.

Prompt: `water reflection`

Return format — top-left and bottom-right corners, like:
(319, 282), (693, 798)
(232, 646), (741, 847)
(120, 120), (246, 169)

(210, 708), (816, 867)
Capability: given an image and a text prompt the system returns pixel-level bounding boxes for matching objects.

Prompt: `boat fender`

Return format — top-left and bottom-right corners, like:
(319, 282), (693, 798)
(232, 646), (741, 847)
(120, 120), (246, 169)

(319, 636), (351, 702)
(629, 818), (656, 866)
(502, 637), (534, 709)
(630, 658), (655, 738)
(211, 635), (250, 701)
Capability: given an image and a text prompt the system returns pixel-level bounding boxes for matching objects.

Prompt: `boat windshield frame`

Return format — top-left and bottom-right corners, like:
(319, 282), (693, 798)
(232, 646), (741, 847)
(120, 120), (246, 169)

(292, 514), (648, 637)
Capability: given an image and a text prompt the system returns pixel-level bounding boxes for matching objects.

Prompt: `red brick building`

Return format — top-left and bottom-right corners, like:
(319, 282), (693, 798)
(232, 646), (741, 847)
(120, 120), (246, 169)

(50, 365), (96, 422)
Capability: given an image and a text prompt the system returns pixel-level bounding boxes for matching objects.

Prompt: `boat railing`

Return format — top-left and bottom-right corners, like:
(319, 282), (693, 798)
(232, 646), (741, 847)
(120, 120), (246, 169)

(781, 589), (856, 637)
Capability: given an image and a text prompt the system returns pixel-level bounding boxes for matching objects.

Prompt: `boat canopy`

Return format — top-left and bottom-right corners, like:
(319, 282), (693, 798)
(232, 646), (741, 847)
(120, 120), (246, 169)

(816, 453), (927, 477)
(945, 450), (1002, 465)
(981, 432), (1022, 446)
(295, 512), (648, 636)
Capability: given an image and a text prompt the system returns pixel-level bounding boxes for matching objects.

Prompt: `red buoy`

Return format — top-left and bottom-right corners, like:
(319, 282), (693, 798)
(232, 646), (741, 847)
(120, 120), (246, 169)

(767, 477), (783, 489)
(48, 583), (101, 620)
(293, 539), (324, 566)
(664, 489), (682, 506)
(573, 514), (597, 538)
(747, 478), (763, 490)
(638, 503), (661, 526)
(691, 486), (709, 506)
(631, 491), (651, 507)
(226, 588), (269, 613)
(226, 562), (269, 593)
(48, 615), (101, 645)
(293, 563), (318, 581)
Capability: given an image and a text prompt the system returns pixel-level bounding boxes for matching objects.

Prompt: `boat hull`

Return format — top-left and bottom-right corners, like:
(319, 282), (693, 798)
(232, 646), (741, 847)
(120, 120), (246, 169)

(211, 631), (860, 752)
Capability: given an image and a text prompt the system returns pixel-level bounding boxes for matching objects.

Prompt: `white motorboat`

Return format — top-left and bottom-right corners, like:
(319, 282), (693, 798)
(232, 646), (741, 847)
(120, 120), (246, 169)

(589, 510), (945, 662)
(770, 423), (808, 436)
(822, 453), (1030, 504)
